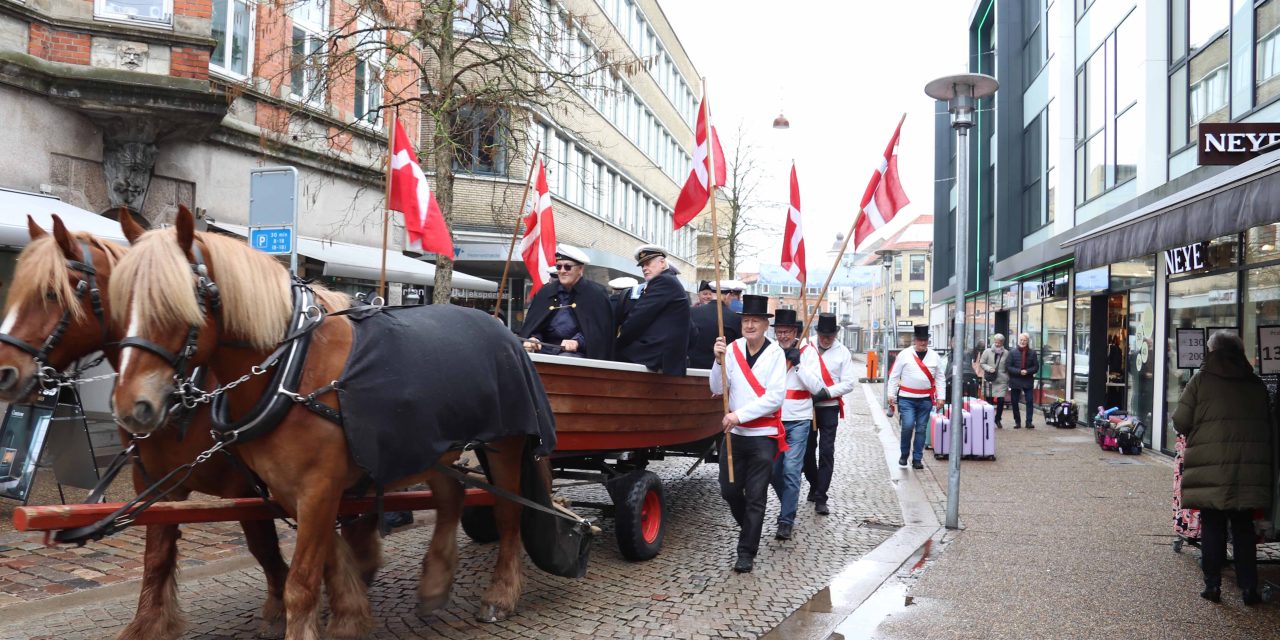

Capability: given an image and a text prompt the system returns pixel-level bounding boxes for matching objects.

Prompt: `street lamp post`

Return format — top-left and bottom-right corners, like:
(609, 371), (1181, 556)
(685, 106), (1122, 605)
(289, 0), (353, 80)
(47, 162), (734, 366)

(877, 249), (897, 407)
(925, 73), (998, 531)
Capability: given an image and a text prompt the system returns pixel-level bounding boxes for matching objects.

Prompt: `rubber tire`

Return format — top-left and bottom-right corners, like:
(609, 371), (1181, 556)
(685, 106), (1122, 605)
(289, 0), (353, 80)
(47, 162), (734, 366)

(613, 470), (664, 561)
(460, 505), (500, 544)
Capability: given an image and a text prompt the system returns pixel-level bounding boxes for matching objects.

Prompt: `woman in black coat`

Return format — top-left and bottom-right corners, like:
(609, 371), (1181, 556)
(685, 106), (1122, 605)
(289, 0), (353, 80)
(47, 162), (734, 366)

(1006, 332), (1040, 428)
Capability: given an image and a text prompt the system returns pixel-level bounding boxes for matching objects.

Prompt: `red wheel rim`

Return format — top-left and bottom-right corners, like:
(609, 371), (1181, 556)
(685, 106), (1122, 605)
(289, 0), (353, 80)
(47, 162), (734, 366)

(640, 489), (661, 544)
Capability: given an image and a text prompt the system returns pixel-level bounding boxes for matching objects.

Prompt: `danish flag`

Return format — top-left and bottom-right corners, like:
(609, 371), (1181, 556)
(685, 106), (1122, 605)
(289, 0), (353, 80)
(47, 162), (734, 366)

(519, 160), (557, 295)
(388, 119), (454, 256)
(673, 93), (727, 229)
(853, 119), (910, 249)
(780, 163), (806, 284)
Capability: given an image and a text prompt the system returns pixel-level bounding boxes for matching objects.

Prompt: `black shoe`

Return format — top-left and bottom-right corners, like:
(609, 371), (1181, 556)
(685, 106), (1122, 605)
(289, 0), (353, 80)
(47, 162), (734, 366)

(1201, 586), (1221, 603)
(996, 421), (1003, 429)
(733, 555), (754, 573)
(1242, 588), (1263, 605)
(806, 491), (817, 503)
(898, 455), (908, 467)
(1026, 422), (1035, 429)
(1013, 423), (1022, 429)
(815, 502), (829, 515)
(775, 523), (793, 540)
(912, 460), (924, 470)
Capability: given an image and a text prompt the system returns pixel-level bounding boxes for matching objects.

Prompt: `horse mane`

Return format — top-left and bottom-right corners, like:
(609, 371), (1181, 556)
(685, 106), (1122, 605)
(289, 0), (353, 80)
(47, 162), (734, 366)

(110, 229), (351, 351)
(9, 232), (128, 322)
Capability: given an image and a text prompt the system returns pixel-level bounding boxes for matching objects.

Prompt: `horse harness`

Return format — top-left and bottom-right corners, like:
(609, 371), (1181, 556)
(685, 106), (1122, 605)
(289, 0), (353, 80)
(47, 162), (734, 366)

(0, 239), (111, 394)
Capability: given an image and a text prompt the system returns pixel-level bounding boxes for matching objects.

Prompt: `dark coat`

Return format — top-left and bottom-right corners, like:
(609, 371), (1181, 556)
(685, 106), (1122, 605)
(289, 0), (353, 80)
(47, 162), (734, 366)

(1006, 346), (1039, 390)
(519, 278), (615, 360)
(1172, 349), (1275, 511)
(687, 301), (741, 369)
(615, 267), (690, 375)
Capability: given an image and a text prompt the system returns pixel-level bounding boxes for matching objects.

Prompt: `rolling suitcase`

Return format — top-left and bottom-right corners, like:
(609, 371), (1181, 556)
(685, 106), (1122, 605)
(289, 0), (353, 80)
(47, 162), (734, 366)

(967, 399), (996, 460)
(932, 410), (951, 460)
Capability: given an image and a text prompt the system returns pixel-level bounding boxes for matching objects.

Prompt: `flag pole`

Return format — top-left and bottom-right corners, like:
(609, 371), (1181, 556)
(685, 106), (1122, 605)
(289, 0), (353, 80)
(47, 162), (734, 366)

(379, 108), (399, 302)
(493, 140), (543, 320)
(801, 113), (907, 333)
(702, 79), (734, 483)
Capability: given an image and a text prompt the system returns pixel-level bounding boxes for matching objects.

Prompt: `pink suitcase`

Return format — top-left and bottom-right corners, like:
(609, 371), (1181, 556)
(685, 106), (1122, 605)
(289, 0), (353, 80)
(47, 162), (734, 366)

(932, 410), (951, 460)
(964, 400), (997, 460)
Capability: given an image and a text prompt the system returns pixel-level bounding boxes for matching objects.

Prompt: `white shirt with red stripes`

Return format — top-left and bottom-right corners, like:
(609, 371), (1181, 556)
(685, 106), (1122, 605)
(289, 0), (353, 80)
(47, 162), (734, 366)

(710, 338), (786, 437)
(887, 347), (947, 400)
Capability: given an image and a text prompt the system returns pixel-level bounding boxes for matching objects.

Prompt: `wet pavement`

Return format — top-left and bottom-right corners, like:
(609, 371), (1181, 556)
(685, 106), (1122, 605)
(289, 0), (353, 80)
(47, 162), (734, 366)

(0, 383), (902, 639)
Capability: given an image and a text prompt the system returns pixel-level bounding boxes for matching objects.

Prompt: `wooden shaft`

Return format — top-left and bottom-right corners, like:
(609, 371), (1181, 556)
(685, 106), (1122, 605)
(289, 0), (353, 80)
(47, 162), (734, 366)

(494, 140), (543, 318)
(701, 79), (733, 483)
(379, 109), (398, 301)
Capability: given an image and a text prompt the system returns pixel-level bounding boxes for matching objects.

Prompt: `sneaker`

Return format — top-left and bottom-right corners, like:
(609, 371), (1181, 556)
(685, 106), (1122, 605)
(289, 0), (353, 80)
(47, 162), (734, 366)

(898, 455), (908, 467)
(775, 523), (793, 540)
(912, 460), (924, 470)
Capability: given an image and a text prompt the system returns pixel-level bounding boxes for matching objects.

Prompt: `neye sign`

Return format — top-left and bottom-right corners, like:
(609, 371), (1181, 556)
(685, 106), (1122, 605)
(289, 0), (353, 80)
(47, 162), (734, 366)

(1198, 122), (1280, 165)
(1163, 242), (1205, 275)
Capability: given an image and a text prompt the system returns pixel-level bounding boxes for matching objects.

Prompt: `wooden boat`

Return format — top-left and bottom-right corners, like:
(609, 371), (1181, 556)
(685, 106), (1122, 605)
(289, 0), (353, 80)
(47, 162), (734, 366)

(529, 353), (723, 453)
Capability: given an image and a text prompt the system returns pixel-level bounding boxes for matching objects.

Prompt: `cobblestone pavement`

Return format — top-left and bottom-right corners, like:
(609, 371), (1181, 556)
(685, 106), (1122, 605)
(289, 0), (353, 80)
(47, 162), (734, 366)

(0, 385), (901, 640)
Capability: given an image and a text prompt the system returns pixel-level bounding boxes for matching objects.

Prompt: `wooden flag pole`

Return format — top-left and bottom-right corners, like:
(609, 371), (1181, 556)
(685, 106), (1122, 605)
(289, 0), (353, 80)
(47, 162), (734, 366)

(801, 113), (907, 334)
(702, 79), (734, 483)
(378, 108), (399, 302)
(493, 140), (543, 319)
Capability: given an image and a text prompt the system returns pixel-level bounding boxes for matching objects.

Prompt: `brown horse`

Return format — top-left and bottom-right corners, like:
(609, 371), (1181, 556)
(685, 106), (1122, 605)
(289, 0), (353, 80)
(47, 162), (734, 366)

(107, 208), (537, 640)
(0, 215), (375, 640)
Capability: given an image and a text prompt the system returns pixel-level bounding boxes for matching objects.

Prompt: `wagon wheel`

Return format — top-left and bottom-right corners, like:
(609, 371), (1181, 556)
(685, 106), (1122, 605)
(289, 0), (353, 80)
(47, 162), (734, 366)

(460, 506), (500, 544)
(613, 470), (665, 561)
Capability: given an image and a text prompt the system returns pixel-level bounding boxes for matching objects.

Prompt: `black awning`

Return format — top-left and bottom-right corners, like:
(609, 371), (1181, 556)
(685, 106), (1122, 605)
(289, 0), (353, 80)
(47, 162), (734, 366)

(1061, 149), (1280, 270)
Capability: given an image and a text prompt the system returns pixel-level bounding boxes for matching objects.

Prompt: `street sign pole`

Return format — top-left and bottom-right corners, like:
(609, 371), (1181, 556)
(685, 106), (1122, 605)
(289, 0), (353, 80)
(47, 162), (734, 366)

(249, 166), (299, 274)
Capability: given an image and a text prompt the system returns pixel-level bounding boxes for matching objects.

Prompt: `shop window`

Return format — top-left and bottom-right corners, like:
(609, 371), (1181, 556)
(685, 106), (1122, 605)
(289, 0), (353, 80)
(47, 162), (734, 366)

(1165, 271), (1239, 452)
(1110, 256), (1155, 290)
(1244, 264), (1280, 371)
(1247, 223), (1280, 263)
(211, 0), (253, 78)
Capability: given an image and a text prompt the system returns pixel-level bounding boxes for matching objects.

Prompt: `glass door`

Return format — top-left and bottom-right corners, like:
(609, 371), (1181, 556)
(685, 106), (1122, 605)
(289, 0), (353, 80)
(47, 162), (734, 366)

(1164, 272), (1239, 453)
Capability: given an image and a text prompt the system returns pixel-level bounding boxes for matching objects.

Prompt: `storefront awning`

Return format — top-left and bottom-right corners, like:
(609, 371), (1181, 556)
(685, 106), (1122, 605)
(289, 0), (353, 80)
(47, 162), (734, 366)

(210, 222), (496, 292)
(1060, 149), (1280, 270)
(0, 188), (129, 247)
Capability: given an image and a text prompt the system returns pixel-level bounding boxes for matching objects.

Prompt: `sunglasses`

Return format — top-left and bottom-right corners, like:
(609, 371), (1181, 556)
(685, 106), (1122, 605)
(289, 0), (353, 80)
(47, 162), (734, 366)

(555, 263), (579, 271)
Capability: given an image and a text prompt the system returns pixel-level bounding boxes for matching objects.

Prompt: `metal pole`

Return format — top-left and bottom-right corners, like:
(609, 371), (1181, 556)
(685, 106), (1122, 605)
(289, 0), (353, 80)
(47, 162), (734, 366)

(946, 124), (970, 530)
(880, 259), (892, 404)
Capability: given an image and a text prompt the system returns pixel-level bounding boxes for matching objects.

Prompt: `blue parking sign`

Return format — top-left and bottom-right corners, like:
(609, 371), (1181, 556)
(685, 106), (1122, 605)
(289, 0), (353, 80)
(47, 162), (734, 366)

(250, 227), (293, 255)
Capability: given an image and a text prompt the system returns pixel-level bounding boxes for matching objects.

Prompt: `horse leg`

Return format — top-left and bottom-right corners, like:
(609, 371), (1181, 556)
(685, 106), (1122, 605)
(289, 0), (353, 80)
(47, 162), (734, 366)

(282, 493), (343, 640)
(475, 437), (526, 623)
(340, 516), (383, 586)
(416, 473), (464, 616)
(323, 530), (373, 640)
(239, 519), (289, 639)
(115, 522), (188, 640)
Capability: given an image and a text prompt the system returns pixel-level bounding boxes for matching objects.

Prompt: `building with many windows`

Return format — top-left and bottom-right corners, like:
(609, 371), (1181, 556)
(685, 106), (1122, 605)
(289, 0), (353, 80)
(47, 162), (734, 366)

(934, 0), (1280, 455)
(861, 215), (933, 351)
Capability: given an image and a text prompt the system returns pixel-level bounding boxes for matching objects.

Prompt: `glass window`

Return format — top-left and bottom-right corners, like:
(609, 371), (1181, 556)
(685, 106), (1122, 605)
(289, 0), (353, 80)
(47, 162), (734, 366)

(1244, 263), (1280, 370)
(910, 254), (926, 280)
(1041, 297), (1069, 405)
(1170, 65), (1190, 149)
(211, 0), (253, 78)
(289, 1), (329, 107)
(1258, 0), (1280, 104)
(1072, 294), (1093, 416)
(1164, 272), (1238, 452)
(95, 0), (172, 25)
(909, 290), (925, 316)
(1114, 105), (1138, 185)
(1189, 0), (1230, 53)
(1024, 112), (1045, 230)
(1115, 11), (1139, 112)
(1110, 256), (1156, 289)
(1076, 265), (1110, 293)
(352, 17), (383, 127)
(452, 108), (508, 175)
(1126, 286), (1156, 445)
(894, 256), (903, 280)
(1247, 223), (1280, 262)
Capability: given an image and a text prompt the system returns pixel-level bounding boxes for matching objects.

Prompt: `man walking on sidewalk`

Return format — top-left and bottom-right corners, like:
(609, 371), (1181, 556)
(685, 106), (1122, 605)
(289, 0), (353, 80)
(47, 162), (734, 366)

(711, 294), (786, 573)
(887, 325), (945, 469)
(803, 313), (857, 515)
(769, 309), (825, 539)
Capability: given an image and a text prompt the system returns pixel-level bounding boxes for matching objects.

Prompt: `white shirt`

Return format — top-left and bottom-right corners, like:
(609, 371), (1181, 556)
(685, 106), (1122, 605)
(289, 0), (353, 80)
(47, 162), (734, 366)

(710, 338), (786, 437)
(778, 341), (825, 421)
(812, 341), (857, 408)
(887, 347), (947, 400)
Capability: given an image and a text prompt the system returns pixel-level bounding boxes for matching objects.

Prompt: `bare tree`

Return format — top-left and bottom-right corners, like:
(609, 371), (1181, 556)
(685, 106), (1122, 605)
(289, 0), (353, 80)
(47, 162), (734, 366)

(702, 124), (773, 276)
(261, 0), (641, 303)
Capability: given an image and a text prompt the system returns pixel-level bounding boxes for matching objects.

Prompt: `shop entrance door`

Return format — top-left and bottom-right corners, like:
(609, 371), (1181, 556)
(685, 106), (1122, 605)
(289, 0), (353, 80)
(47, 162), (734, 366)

(993, 310), (1010, 342)
(1104, 293), (1129, 411)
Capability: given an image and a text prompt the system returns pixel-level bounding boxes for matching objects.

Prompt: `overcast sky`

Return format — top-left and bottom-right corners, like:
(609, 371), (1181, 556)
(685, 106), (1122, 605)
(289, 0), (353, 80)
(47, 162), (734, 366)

(659, 0), (973, 272)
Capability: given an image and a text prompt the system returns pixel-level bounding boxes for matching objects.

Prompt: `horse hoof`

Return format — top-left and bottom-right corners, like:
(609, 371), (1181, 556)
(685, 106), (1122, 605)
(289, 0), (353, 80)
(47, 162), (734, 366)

(326, 616), (373, 640)
(255, 616), (285, 639)
(415, 594), (449, 620)
(476, 602), (511, 623)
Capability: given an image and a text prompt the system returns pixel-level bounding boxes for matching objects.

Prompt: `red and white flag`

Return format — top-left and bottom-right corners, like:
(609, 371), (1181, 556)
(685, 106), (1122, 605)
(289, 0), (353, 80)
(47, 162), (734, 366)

(853, 119), (910, 249)
(519, 160), (557, 295)
(388, 119), (454, 256)
(780, 163), (806, 284)
(673, 93), (727, 229)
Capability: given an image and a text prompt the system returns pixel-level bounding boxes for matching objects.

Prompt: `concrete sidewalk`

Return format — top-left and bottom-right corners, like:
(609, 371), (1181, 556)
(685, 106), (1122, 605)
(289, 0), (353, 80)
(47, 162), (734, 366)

(862, 391), (1280, 639)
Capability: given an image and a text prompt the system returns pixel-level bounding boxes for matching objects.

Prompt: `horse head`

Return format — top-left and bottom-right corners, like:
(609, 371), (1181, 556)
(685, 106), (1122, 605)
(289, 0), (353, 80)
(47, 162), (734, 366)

(0, 214), (126, 403)
(109, 206), (295, 434)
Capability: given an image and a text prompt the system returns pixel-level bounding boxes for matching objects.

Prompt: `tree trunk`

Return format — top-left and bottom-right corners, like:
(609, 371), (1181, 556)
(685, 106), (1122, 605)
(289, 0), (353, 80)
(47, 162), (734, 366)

(431, 3), (456, 306)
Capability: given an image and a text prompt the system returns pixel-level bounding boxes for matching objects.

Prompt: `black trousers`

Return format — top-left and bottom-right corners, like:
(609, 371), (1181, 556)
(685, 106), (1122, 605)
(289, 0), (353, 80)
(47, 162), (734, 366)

(1199, 508), (1258, 590)
(719, 433), (777, 559)
(1009, 387), (1035, 425)
(991, 395), (1006, 423)
(802, 406), (840, 503)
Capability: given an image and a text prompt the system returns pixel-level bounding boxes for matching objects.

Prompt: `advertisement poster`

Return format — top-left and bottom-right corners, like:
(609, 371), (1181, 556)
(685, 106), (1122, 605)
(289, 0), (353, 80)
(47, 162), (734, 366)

(1260, 326), (1280, 375)
(0, 395), (57, 503)
(1176, 328), (1206, 370)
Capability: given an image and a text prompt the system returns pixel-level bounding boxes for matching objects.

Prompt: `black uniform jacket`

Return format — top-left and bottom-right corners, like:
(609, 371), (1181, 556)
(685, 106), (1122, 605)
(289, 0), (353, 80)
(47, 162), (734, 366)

(615, 267), (690, 375)
(519, 278), (616, 360)
(687, 301), (741, 369)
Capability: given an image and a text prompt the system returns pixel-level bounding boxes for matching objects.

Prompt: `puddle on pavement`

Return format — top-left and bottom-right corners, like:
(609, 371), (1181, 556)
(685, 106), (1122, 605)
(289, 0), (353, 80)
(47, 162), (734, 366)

(827, 581), (910, 639)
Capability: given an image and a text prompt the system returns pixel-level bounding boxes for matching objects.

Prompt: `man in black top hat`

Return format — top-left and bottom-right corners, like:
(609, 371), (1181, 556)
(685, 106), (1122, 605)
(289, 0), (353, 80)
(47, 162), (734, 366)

(616, 244), (691, 375)
(887, 325), (946, 469)
(803, 313), (857, 514)
(520, 245), (615, 359)
(688, 281), (742, 369)
(695, 280), (716, 307)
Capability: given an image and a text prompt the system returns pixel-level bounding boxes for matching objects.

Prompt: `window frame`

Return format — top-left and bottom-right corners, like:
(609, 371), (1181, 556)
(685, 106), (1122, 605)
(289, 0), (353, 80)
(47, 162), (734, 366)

(210, 0), (256, 80)
(95, 0), (173, 28)
(352, 15), (385, 129)
(289, 0), (329, 109)
(452, 107), (510, 176)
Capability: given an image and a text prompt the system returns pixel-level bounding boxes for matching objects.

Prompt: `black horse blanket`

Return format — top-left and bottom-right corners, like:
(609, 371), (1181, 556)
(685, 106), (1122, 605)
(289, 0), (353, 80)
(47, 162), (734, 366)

(336, 304), (557, 487)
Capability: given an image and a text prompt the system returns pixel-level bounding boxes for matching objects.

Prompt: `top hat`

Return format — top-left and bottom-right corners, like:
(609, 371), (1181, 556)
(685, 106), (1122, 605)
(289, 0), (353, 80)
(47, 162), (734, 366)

(698, 280), (713, 292)
(816, 313), (840, 335)
(633, 244), (668, 266)
(913, 325), (930, 341)
(772, 308), (802, 328)
(554, 244), (589, 265)
(738, 294), (772, 317)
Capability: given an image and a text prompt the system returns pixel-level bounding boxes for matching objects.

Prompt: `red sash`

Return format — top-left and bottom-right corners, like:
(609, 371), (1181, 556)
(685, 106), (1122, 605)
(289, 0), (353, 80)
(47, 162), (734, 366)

(807, 346), (846, 418)
(900, 350), (937, 403)
(731, 342), (787, 453)
(785, 390), (811, 400)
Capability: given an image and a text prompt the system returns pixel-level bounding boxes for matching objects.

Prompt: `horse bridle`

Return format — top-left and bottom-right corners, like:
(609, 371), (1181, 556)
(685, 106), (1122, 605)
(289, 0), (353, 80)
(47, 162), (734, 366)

(0, 239), (111, 392)
(117, 242), (221, 414)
